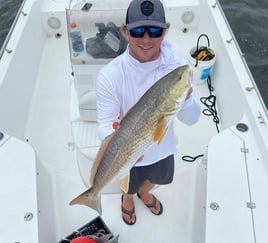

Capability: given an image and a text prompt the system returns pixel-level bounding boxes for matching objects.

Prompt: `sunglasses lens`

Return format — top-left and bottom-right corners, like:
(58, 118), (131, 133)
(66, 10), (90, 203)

(129, 27), (163, 38)
(129, 27), (145, 38)
(148, 27), (163, 38)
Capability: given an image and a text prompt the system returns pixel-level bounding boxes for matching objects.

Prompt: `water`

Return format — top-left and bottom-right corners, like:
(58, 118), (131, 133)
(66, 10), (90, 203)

(0, 0), (267, 108)
(220, 0), (268, 109)
(0, 0), (22, 44)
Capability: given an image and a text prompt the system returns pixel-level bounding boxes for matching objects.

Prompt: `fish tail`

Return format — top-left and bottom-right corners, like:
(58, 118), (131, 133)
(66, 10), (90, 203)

(69, 188), (102, 215)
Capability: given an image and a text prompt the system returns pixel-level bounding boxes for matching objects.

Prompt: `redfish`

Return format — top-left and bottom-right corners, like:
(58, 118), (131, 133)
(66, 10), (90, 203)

(70, 65), (192, 214)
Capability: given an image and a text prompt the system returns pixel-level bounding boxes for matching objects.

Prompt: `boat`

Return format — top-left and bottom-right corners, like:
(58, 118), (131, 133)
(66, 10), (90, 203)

(0, 0), (268, 242)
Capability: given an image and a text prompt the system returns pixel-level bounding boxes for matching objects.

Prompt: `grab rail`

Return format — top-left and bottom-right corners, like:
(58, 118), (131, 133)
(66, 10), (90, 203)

(0, 0), (27, 60)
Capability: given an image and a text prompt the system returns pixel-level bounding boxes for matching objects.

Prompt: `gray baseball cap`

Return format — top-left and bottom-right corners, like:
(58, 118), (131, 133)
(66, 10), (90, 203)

(126, 0), (167, 29)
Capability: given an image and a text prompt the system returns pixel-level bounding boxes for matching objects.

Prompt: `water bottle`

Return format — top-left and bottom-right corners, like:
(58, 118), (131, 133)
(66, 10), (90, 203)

(69, 22), (84, 53)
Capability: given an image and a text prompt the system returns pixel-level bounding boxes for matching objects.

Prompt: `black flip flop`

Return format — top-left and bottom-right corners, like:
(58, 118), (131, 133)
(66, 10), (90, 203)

(121, 195), (136, 225)
(137, 193), (163, 215)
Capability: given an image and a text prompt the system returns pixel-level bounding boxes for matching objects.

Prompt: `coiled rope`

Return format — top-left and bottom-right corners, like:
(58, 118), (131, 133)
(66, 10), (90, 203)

(182, 75), (220, 162)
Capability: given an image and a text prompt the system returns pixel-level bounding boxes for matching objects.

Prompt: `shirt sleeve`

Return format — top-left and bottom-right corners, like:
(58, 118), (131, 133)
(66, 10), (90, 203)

(96, 71), (121, 141)
(176, 91), (201, 125)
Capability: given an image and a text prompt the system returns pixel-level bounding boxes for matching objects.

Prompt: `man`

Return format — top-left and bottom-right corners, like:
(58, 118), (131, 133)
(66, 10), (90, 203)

(96, 0), (201, 225)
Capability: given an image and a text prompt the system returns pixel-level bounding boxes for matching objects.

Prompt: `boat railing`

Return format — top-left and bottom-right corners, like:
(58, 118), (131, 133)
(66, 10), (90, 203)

(0, 0), (27, 60)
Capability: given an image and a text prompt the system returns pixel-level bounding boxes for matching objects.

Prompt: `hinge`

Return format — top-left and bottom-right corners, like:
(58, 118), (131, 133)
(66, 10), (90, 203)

(247, 202), (256, 209)
(240, 147), (249, 153)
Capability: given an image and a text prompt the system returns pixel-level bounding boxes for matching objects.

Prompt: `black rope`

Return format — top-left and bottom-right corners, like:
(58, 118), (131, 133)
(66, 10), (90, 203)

(181, 75), (220, 162)
(200, 76), (220, 133)
(182, 154), (204, 162)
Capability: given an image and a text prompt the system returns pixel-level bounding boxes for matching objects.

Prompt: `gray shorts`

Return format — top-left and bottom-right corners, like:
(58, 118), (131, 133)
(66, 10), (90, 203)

(127, 155), (174, 194)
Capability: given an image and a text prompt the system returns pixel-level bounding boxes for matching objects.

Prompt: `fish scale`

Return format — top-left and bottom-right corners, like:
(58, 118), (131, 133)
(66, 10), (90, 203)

(70, 65), (191, 214)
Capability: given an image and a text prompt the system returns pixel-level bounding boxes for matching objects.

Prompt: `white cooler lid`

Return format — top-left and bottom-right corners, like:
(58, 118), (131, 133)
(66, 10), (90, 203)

(0, 133), (38, 242)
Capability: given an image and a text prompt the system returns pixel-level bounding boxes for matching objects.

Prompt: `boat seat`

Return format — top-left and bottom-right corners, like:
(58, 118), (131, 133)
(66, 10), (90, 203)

(0, 133), (38, 242)
(70, 76), (121, 193)
(205, 128), (255, 242)
(72, 71), (98, 122)
(72, 120), (101, 186)
(79, 90), (97, 121)
(70, 77), (100, 183)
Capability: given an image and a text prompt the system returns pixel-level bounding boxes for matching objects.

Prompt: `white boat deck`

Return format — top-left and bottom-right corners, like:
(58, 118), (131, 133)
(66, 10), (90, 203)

(26, 31), (210, 242)
(1, 0), (268, 242)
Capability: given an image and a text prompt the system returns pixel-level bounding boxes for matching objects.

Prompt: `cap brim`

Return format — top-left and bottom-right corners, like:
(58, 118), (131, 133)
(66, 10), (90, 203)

(126, 20), (167, 29)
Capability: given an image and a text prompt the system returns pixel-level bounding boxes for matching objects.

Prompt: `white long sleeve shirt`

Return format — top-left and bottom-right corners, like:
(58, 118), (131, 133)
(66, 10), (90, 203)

(96, 40), (201, 167)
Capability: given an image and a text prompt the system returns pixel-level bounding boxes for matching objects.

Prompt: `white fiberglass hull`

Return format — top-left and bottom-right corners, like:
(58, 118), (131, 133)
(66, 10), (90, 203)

(0, 0), (267, 242)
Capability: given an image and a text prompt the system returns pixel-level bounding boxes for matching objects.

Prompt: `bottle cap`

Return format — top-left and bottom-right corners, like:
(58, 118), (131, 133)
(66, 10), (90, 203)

(70, 22), (77, 28)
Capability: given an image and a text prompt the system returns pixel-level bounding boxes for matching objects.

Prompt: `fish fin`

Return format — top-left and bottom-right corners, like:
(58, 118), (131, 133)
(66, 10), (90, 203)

(69, 188), (102, 215)
(119, 174), (130, 193)
(90, 132), (116, 186)
(153, 115), (168, 144)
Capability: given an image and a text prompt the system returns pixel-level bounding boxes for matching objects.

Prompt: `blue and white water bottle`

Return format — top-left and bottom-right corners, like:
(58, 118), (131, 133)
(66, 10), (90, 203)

(70, 22), (84, 53)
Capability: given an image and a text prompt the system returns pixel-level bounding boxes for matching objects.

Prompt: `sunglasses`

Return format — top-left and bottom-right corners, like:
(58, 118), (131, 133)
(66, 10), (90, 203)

(129, 27), (164, 38)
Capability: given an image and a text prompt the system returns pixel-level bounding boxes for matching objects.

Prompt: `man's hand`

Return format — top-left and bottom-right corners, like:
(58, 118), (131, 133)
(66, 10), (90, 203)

(135, 155), (144, 164)
(186, 87), (193, 100)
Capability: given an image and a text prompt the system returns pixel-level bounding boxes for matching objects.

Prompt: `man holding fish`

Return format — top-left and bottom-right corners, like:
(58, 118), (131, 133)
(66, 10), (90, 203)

(70, 0), (201, 225)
